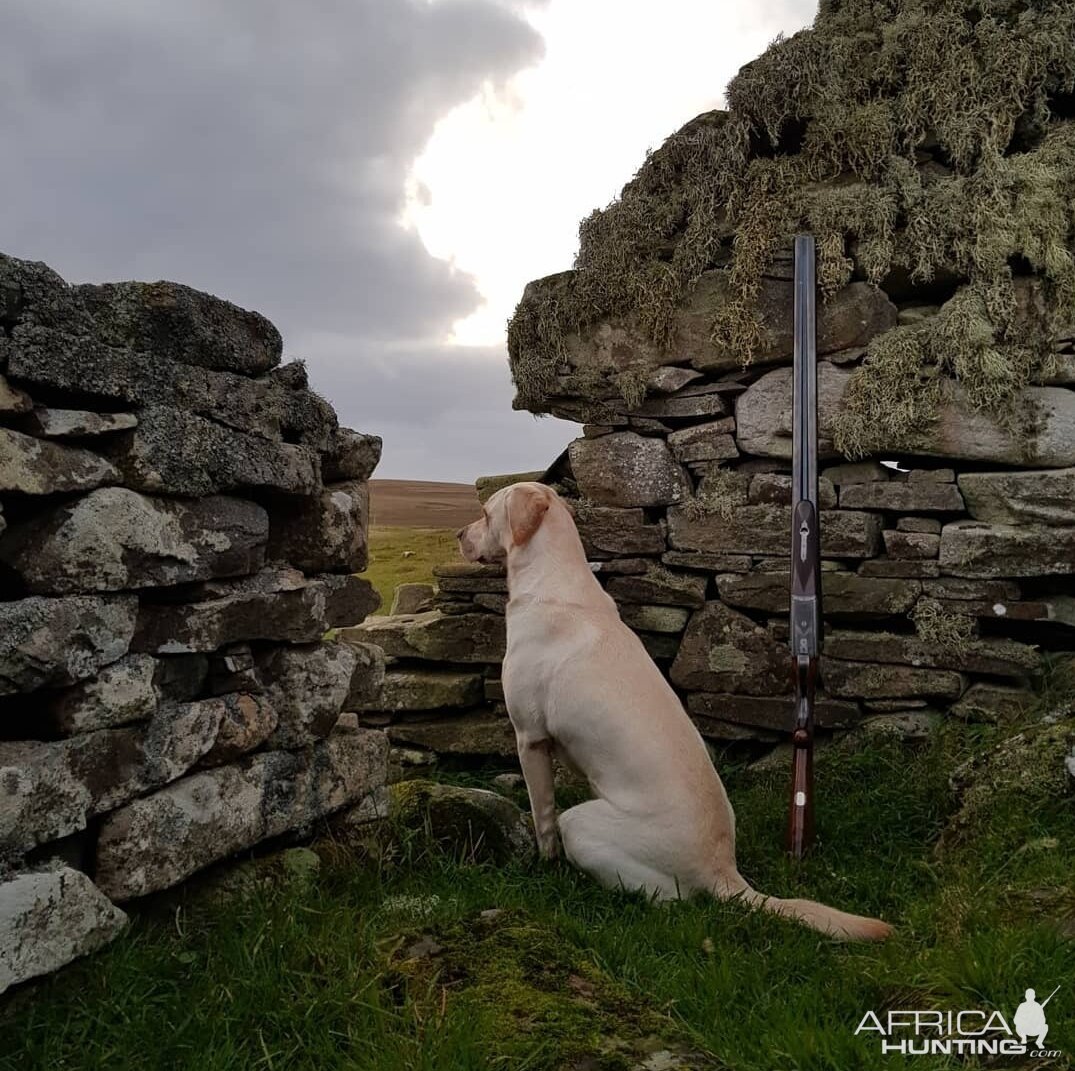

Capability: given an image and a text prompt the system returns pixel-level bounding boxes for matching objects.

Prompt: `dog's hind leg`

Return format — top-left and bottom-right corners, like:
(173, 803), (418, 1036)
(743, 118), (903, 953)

(557, 799), (685, 901)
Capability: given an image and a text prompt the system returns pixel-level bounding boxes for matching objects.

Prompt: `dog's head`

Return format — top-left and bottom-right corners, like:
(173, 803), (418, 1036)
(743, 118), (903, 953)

(457, 481), (555, 563)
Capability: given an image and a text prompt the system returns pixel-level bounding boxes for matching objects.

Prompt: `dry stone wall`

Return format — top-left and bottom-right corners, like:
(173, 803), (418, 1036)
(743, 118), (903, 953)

(345, 266), (1074, 762)
(0, 252), (388, 993)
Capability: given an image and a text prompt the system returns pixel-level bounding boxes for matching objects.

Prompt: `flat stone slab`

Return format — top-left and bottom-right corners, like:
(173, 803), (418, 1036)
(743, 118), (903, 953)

(605, 563), (707, 607)
(322, 429), (383, 482)
(569, 432), (689, 508)
(106, 406), (320, 497)
(94, 729), (388, 900)
(958, 467), (1075, 526)
(667, 503), (883, 558)
(574, 505), (665, 557)
(686, 692), (862, 731)
(133, 569), (378, 653)
(820, 658), (965, 699)
(617, 604), (691, 633)
(361, 669), (484, 712)
(950, 683), (1032, 722)
(344, 611), (506, 664)
(825, 629), (1040, 678)
(0, 866), (128, 995)
(0, 427), (118, 495)
(840, 480), (965, 512)
(883, 530), (940, 559)
(939, 521), (1075, 577)
(385, 713), (517, 757)
(22, 408), (138, 438)
(0, 488), (268, 594)
(0, 595), (137, 695)
(75, 278), (282, 375)
(661, 550), (752, 572)
(716, 571), (920, 616)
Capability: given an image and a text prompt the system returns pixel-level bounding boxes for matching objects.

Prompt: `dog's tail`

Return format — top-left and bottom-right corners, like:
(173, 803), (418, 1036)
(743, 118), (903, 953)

(728, 884), (893, 942)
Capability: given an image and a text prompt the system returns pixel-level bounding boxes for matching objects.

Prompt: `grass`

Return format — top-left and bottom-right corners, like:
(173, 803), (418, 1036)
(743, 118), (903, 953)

(363, 527), (458, 615)
(3, 693), (1073, 1071)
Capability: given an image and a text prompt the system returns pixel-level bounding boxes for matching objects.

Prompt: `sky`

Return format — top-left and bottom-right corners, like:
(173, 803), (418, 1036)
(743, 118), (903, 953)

(0, 0), (816, 483)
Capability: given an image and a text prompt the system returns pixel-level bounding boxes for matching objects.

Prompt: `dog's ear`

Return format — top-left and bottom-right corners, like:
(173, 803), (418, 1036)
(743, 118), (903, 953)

(507, 484), (550, 547)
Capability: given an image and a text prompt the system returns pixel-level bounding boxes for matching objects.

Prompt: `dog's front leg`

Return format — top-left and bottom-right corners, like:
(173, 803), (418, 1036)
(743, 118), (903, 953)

(516, 735), (559, 860)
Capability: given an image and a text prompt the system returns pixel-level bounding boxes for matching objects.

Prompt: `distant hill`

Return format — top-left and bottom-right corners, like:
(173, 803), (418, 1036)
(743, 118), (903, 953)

(368, 479), (480, 529)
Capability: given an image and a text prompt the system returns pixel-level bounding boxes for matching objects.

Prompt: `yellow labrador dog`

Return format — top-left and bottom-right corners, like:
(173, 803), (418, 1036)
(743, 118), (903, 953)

(457, 481), (892, 941)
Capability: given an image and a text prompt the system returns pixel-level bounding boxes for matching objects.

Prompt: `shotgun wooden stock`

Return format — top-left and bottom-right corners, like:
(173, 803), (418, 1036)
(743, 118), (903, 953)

(787, 235), (821, 859)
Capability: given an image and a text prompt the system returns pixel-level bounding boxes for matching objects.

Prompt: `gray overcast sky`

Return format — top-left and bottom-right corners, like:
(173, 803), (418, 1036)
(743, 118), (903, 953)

(0, 0), (814, 484)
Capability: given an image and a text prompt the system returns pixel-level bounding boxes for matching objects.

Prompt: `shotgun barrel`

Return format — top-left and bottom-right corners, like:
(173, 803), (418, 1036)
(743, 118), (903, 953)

(787, 234), (821, 859)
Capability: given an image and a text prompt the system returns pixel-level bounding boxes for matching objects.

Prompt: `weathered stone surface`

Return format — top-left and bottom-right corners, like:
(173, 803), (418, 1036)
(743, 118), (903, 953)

(921, 578), (1021, 602)
(958, 467), (1075, 526)
(569, 433), (689, 508)
(716, 571), (919, 616)
(321, 428), (383, 482)
(883, 530), (940, 560)
(647, 366), (702, 393)
(735, 363), (851, 458)
(686, 692), (862, 730)
(617, 604), (691, 633)
(606, 563), (707, 607)
(661, 550), (752, 572)
(390, 583), (436, 615)
(588, 558), (651, 576)
(897, 516), (942, 534)
(908, 468), (955, 483)
(21, 408), (137, 438)
(0, 488), (267, 594)
(0, 700), (222, 853)
(574, 505), (665, 557)
(0, 866), (128, 995)
(0, 595), (137, 695)
(389, 779), (534, 863)
(950, 683), (1031, 723)
(0, 374), (32, 414)
(205, 644), (266, 697)
(939, 521), (1075, 577)
(268, 480), (368, 573)
(0, 427), (118, 494)
(201, 694), (278, 765)
(133, 569), (378, 653)
(858, 558), (941, 578)
(670, 603), (789, 695)
(339, 640), (386, 710)
(747, 472), (837, 509)
(361, 669), (484, 713)
(475, 471), (544, 504)
(256, 643), (358, 748)
(344, 611), (505, 664)
(926, 595), (1075, 627)
(840, 480), (964, 512)
(94, 730), (388, 900)
(46, 654), (158, 734)
(928, 383), (1075, 467)
(631, 384), (727, 420)
(0, 253), (90, 335)
(75, 279), (282, 375)
(820, 658), (965, 699)
(436, 575), (509, 594)
(825, 630), (1040, 678)
(666, 421), (738, 462)
(7, 333), (333, 448)
(106, 406), (320, 497)
(667, 503), (883, 558)
(385, 713), (516, 757)
(821, 461), (890, 484)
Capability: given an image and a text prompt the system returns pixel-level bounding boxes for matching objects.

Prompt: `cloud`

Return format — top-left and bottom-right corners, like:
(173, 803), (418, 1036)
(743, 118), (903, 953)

(0, 0), (572, 481)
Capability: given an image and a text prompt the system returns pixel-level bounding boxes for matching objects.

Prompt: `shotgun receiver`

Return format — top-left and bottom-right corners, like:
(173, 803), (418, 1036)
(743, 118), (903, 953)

(787, 234), (821, 859)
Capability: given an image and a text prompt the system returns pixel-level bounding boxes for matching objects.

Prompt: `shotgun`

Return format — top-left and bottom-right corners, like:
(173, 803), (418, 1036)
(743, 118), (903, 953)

(787, 234), (821, 859)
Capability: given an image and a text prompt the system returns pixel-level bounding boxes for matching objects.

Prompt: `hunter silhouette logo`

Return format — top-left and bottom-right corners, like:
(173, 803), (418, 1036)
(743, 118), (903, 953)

(854, 985), (1063, 1058)
(1015, 987), (1058, 1048)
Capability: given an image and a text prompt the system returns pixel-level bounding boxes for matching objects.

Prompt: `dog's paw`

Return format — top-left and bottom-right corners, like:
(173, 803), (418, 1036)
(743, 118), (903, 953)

(537, 834), (561, 862)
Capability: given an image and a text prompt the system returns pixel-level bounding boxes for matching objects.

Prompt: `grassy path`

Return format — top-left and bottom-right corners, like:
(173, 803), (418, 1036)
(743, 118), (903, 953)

(363, 526), (458, 615)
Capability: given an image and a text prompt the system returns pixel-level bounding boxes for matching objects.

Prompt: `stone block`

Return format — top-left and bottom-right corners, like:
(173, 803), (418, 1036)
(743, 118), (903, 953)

(569, 433), (689, 507)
